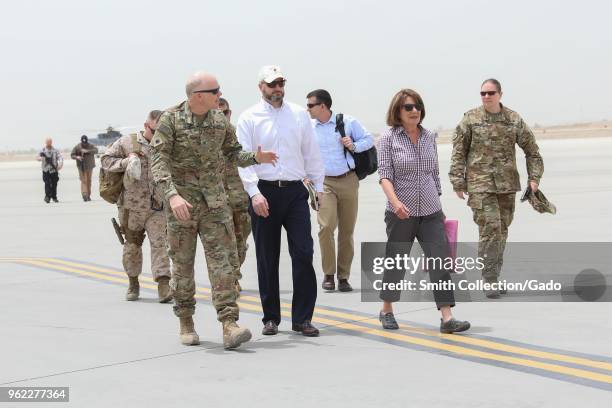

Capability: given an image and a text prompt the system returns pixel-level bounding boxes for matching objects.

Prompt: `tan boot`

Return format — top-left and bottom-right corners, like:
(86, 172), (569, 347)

(179, 316), (200, 346)
(223, 320), (252, 350)
(125, 276), (140, 301)
(157, 277), (174, 303)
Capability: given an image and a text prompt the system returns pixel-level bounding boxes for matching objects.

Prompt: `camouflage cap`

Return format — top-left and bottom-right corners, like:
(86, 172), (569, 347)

(527, 189), (557, 214)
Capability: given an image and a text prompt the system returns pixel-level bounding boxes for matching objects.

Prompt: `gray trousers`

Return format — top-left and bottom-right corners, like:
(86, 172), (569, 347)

(380, 210), (455, 309)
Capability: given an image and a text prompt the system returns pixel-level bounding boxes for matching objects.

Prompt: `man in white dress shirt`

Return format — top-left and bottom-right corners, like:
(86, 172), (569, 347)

(237, 65), (325, 337)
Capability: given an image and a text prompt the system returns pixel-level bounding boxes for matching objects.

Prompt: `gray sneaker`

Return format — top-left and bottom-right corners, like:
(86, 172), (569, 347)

(440, 318), (470, 334)
(379, 312), (399, 330)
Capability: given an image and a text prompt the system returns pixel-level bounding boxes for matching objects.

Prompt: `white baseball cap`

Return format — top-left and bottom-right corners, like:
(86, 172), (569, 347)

(257, 65), (286, 83)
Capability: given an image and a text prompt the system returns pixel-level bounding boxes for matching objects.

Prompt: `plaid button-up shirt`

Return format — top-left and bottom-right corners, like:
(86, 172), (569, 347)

(377, 126), (442, 216)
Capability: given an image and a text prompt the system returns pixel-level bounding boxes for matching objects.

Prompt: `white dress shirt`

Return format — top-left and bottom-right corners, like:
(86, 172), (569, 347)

(237, 99), (325, 197)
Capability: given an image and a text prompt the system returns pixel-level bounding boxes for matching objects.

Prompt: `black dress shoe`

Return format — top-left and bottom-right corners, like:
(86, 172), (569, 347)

(262, 320), (278, 335)
(338, 279), (353, 292)
(322, 275), (335, 291)
(52, 198), (58, 203)
(44, 196), (50, 203)
(292, 320), (319, 337)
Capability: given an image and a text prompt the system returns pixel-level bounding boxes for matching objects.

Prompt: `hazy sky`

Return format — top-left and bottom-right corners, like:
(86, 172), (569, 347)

(1, 0), (611, 150)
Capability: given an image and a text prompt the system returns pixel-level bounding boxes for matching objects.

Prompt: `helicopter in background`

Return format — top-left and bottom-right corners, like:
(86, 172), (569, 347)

(85, 125), (139, 155)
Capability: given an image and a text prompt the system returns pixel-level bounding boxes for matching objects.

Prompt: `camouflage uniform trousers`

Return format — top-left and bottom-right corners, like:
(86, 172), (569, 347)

(232, 209), (251, 279)
(166, 199), (240, 322)
(119, 208), (170, 281)
(467, 193), (516, 282)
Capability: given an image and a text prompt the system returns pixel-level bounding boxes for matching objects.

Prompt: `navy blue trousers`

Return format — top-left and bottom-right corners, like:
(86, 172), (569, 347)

(249, 181), (317, 325)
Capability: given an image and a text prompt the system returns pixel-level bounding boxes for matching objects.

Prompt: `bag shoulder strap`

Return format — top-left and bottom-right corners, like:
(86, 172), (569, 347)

(131, 133), (140, 154)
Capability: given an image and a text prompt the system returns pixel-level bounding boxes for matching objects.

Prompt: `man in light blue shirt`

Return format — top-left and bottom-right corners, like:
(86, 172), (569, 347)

(306, 89), (374, 292)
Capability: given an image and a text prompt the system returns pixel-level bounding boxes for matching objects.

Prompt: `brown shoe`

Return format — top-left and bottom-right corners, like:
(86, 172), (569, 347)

(322, 275), (335, 291)
(338, 279), (353, 292)
(157, 277), (173, 303)
(292, 321), (320, 337)
(262, 320), (278, 335)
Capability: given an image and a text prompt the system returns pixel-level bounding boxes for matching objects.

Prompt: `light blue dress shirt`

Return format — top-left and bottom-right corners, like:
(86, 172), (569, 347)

(312, 113), (374, 177)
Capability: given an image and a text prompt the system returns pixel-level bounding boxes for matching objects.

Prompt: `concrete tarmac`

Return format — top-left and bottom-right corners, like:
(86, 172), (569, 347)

(0, 137), (611, 407)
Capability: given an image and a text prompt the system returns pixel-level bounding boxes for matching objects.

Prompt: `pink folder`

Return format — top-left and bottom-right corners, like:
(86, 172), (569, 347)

(445, 219), (458, 270)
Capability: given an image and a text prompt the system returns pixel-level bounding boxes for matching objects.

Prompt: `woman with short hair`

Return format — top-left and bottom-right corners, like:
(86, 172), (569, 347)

(376, 88), (470, 333)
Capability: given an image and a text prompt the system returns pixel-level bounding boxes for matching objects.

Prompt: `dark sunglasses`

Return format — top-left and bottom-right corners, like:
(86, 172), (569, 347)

(480, 91), (498, 96)
(306, 102), (322, 109)
(193, 87), (221, 95)
(222, 109), (231, 116)
(402, 104), (422, 112)
(265, 79), (286, 88)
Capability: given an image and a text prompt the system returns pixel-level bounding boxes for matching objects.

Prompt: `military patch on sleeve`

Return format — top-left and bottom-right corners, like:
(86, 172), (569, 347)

(151, 135), (164, 147)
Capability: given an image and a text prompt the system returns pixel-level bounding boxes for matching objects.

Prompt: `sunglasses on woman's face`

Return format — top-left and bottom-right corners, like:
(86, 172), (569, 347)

(402, 104), (422, 112)
(480, 91), (498, 96)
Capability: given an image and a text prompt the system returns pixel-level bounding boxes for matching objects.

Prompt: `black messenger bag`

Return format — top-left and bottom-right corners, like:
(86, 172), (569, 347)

(336, 113), (377, 180)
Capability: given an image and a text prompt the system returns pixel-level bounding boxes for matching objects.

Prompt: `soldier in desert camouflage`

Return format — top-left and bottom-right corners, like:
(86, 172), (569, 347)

(449, 78), (544, 298)
(101, 110), (172, 303)
(219, 97), (251, 292)
(151, 72), (278, 349)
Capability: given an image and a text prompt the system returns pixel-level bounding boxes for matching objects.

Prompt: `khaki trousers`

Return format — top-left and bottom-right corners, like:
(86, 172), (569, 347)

(78, 168), (93, 197)
(317, 171), (359, 280)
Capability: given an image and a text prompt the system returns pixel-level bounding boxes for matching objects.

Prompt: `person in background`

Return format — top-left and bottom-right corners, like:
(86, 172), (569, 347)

(306, 89), (374, 292)
(71, 135), (98, 201)
(101, 110), (172, 303)
(219, 97), (251, 293)
(37, 137), (63, 203)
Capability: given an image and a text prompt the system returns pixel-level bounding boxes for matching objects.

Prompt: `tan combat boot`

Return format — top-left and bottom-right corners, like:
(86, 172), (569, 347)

(125, 276), (139, 301)
(179, 316), (200, 346)
(157, 277), (174, 303)
(222, 320), (252, 350)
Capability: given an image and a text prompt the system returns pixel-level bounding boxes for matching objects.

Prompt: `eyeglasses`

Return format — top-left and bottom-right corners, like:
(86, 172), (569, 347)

(480, 91), (498, 96)
(306, 102), (322, 109)
(265, 79), (286, 89)
(402, 104), (422, 112)
(222, 109), (230, 116)
(193, 87), (221, 95)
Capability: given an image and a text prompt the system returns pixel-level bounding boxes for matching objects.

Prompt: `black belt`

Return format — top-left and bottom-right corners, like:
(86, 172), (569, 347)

(326, 170), (354, 179)
(259, 179), (302, 188)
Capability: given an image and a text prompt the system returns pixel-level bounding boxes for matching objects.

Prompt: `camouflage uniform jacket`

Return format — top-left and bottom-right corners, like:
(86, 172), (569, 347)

(151, 101), (257, 209)
(449, 104), (543, 193)
(100, 132), (163, 211)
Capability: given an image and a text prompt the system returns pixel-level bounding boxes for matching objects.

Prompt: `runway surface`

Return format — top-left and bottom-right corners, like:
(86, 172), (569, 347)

(1, 137), (611, 407)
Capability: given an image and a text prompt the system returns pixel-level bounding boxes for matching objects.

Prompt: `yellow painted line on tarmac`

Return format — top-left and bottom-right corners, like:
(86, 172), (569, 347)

(32, 258), (612, 372)
(5, 257), (612, 384)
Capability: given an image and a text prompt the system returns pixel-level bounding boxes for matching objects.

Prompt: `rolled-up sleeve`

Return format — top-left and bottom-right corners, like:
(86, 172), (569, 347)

(377, 131), (394, 183)
(236, 114), (261, 197)
(301, 113), (325, 192)
(349, 119), (374, 153)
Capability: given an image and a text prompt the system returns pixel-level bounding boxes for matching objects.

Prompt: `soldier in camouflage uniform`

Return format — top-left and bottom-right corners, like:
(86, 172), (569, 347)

(101, 110), (172, 303)
(151, 72), (278, 348)
(449, 79), (544, 298)
(219, 98), (251, 292)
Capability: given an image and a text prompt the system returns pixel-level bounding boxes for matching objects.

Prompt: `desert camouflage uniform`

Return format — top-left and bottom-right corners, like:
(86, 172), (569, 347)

(101, 132), (170, 281)
(223, 122), (251, 278)
(449, 104), (543, 281)
(151, 102), (257, 322)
